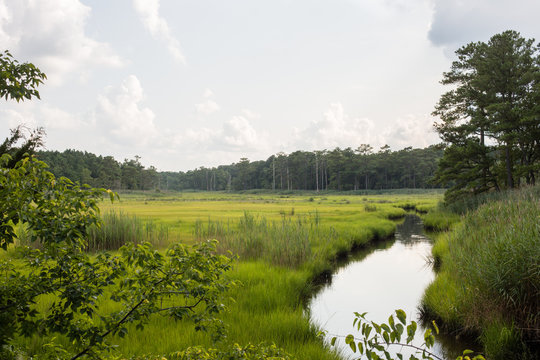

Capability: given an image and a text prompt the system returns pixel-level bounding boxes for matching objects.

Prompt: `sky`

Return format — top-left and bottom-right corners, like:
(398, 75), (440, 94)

(1, 0), (539, 171)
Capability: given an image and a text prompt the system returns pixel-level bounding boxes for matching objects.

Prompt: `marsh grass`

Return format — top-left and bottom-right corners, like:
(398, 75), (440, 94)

(194, 212), (329, 267)
(87, 210), (171, 251)
(422, 185), (540, 359)
(9, 191), (443, 360)
(13, 191), (440, 359)
(102, 261), (341, 360)
(421, 210), (460, 231)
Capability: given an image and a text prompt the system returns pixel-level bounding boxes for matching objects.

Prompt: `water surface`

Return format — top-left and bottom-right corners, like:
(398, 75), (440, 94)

(309, 215), (451, 359)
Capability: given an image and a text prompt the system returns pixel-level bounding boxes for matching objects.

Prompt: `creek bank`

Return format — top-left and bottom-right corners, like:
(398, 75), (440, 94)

(308, 215), (475, 359)
(420, 186), (540, 360)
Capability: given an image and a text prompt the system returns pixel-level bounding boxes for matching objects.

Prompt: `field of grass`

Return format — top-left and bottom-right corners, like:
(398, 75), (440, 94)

(9, 190), (442, 359)
(98, 191), (440, 244)
(421, 186), (540, 360)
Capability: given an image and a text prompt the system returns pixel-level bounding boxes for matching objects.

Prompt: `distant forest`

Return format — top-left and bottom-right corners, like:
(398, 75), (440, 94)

(36, 145), (444, 192)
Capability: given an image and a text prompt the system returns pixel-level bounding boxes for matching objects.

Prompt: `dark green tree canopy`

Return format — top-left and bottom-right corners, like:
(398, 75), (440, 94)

(432, 30), (540, 202)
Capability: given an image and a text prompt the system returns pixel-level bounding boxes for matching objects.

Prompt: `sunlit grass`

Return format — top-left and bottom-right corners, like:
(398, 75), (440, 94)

(11, 191), (443, 359)
(100, 191), (436, 244)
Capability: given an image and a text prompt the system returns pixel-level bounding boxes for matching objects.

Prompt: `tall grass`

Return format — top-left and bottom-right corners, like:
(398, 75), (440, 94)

(421, 185), (540, 359)
(421, 210), (460, 231)
(443, 185), (540, 214)
(194, 212), (329, 267)
(87, 210), (171, 251)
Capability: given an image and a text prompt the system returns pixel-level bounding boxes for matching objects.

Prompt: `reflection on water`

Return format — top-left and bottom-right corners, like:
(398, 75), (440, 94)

(308, 215), (467, 360)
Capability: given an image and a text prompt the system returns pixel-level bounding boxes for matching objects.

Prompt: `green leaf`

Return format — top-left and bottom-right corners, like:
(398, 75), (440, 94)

(330, 337), (337, 346)
(396, 309), (407, 325)
(388, 315), (395, 329)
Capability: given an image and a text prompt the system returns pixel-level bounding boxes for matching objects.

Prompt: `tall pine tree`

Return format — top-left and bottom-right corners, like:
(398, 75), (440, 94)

(433, 30), (540, 201)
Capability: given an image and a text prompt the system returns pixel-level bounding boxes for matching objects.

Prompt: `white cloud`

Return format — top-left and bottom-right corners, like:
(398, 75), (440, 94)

(94, 75), (158, 146)
(132, 0), (186, 64)
(383, 114), (439, 150)
(195, 89), (220, 115)
(1, 102), (86, 131)
(221, 116), (259, 148)
(195, 100), (220, 115)
(177, 115), (267, 153)
(202, 88), (214, 98)
(0, 0), (123, 84)
(241, 109), (261, 119)
(290, 104), (440, 153)
(294, 103), (382, 150)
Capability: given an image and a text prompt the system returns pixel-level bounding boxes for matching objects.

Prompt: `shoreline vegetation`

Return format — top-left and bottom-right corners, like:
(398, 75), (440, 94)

(8, 191), (439, 359)
(100, 192), (419, 359)
(420, 185), (540, 360)
(5, 187), (538, 359)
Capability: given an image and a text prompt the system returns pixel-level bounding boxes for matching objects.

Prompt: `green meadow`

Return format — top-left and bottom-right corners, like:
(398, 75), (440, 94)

(6, 190), (445, 359)
(98, 191), (441, 244)
(63, 191), (440, 359)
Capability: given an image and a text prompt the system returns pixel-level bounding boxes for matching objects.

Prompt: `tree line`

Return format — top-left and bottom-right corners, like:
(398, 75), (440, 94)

(37, 145), (444, 192)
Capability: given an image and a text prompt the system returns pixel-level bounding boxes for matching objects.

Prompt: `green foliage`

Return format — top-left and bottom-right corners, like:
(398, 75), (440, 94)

(433, 30), (540, 201)
(422, 185), (540, 359)
(162, 343), (293, 359)
(0, 155), (235, 359)
(0, 50), (46, 102)
(329, 310), (485, 360)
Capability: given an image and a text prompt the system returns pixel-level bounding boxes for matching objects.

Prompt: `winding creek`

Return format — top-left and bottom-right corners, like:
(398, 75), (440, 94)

(308, 215), (466, 360)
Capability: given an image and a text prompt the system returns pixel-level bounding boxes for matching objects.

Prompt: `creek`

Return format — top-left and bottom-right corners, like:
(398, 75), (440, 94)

(308, 214), (467, 360)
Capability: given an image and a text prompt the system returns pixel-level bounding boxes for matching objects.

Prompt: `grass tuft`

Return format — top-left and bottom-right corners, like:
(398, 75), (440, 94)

(87, 210), (171, 251)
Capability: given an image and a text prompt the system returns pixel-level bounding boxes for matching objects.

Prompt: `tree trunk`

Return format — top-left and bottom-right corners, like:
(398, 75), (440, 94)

(505, 144), (514, 188)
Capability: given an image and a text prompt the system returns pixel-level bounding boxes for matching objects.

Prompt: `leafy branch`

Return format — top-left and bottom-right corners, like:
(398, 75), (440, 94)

(327, 310), (485, 360)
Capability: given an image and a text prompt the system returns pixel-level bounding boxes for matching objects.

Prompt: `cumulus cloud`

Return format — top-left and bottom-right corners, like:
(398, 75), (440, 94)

(294, 103), (382, 150)
(290, 103), (440, 153)
(241, 109), (261, 119)
(202, 88), (214, 98)
(132, 0), (186, 64)
(0, 0), (123, 84)
(428, 0), (540, 51)
(94, 75), (158, 146)
(177, 115), (267, 153)
(195, 88), (221, 115)
(221, 116), (259, 148)
(383, 114), (440, 150)
(195, 100), (220, 115)
(1, 102), (88, 131)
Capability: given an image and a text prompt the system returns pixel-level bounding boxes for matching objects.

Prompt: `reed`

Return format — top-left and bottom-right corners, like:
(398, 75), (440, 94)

(421, 210), (460, 231)
(422, 185), (540, 359)
(86, 210), (171, 251)
(194, 212), (325, 267)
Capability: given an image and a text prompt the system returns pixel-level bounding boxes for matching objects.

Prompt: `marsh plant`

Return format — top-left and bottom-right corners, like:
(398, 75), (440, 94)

(194, 212), (333, 267)
(422, 186), (540, 359)
(87, 210), (171, 251)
